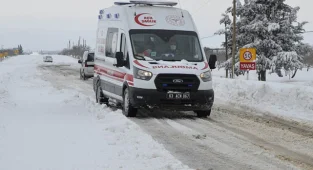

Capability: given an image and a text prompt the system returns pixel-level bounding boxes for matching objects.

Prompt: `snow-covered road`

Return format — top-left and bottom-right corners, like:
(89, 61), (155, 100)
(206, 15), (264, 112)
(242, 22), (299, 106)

(0, 55), (191, 170)
(1, 55), (313, 170)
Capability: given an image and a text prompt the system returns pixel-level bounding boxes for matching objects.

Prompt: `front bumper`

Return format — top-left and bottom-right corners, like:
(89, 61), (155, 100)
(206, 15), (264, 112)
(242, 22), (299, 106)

(128, 87), (214, 111)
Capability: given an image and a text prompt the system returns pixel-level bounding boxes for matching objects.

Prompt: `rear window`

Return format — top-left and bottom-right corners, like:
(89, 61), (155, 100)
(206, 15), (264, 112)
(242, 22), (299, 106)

(87, 53), (94, 61)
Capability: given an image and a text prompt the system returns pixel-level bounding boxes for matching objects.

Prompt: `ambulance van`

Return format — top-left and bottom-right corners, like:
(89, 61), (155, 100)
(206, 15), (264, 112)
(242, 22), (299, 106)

(93, 1), (217, 117)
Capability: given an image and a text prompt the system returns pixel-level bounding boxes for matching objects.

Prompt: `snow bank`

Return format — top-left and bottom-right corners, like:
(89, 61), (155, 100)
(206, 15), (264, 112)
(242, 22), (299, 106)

(213, 77), (313, 123)
(212, 68), (313, 86)
(0, 55), (192, 170)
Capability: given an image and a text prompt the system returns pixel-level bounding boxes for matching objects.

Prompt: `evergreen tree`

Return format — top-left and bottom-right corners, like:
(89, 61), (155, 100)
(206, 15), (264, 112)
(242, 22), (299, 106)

(18, 45), (23, 55)
(217, 0), (308, 81)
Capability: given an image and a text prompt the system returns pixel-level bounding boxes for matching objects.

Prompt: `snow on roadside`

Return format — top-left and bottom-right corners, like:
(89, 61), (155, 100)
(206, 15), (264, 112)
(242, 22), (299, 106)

(0, 55), (192, 170)
(212, 68), (313, 86)
(213, 77), (313, 124)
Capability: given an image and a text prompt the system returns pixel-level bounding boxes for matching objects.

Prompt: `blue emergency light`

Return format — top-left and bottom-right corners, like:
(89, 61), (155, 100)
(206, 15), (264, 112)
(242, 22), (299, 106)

(114, 13), (120, 19)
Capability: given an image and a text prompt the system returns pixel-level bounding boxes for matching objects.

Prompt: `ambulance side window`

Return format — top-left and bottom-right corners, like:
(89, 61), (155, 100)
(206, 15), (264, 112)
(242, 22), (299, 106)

(120, 33), (130, 69)
(105, 28), (118, 58)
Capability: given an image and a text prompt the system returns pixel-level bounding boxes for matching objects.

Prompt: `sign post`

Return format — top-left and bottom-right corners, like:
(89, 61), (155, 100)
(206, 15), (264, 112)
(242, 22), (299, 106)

(239, 48), (256, 80)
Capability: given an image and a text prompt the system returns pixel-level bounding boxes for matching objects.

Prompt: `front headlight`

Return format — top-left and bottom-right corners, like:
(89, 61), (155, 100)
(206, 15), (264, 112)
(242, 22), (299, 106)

(134, 67), (153, 81)
(200, 71), (212, 82)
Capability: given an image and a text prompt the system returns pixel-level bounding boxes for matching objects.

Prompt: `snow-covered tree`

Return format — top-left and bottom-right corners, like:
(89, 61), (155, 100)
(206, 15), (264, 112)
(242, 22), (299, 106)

(214, 12), (232, 77)
(217, 0), (308, 81)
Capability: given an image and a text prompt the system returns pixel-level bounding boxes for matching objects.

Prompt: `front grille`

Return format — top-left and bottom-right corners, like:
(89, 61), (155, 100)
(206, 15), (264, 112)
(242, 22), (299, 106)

(154, 74), (200, 92)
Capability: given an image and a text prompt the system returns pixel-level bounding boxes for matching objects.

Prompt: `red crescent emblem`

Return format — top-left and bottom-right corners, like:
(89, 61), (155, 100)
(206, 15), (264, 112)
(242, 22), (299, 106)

(201, 62), (209, 70)
(135, 13), (156, 26)
(134, 60), (148, 68)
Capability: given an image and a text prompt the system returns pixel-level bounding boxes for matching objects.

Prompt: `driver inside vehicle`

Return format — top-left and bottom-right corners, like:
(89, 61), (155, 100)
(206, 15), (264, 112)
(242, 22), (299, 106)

(141, 42), (154, 57)
(162, 37), (180, 58)
(169, 37), (177, 52)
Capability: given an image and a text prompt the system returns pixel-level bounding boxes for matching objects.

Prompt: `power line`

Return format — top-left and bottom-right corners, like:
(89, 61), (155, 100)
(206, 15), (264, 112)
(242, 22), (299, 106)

(200, 34), (217, 40)
(193, 0), (213, 14)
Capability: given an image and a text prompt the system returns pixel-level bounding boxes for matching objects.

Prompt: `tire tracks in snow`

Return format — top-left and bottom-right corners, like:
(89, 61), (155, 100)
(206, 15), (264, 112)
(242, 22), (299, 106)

(207, 105), (313, 170)
(132, 110), (310, 170)
(39, 63), (313, 170)
(132, 116), (243, 170)
(179, 118), (313, 170)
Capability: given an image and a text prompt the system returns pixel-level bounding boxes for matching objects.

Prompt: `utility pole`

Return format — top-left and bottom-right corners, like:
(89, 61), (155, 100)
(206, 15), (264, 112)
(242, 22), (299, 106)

(231, 0), (237, 79)
(225, 23), (229, 78)
(78, 36), (80, 47)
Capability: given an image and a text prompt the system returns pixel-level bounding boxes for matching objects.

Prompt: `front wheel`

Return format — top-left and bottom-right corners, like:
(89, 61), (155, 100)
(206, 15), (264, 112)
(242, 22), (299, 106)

(194, 110), (211, 118)
(122, 88), (137, 117)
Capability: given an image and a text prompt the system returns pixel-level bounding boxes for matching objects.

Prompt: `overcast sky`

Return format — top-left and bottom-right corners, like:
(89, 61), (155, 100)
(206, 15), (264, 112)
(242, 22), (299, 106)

(1, 0), (312, 51)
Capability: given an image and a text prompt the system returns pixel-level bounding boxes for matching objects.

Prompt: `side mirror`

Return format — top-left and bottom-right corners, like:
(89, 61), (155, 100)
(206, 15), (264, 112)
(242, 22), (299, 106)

(209, 54), (217, 70)
(114, 52), (124, 67)
(78, 59), (82, 64)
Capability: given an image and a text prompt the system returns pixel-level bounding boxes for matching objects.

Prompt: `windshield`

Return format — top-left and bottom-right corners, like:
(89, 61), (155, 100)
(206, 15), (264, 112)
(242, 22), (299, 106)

(129, 30), (204, 62)
(87, 53), (94, 61)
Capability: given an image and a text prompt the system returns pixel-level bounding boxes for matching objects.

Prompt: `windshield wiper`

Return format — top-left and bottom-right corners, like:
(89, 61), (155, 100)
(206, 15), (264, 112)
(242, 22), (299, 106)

(134, 54), (146, 60)
(157, 59), (180, 62)
(135, 54), (155, 61)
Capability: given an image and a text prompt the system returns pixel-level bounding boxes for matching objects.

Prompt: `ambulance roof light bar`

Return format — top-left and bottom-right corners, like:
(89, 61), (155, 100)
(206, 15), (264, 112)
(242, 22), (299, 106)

(114, 1), (178, 6)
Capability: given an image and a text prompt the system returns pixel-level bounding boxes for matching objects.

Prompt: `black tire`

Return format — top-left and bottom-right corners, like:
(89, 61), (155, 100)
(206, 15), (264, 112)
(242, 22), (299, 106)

(82, 71), (87, 80)
(122, 88), (137, 117)
(93, 78), (97, 93)
(96, 82), (108, 104)
(80, 70), (83, 80)
(194, 110), (211, 118)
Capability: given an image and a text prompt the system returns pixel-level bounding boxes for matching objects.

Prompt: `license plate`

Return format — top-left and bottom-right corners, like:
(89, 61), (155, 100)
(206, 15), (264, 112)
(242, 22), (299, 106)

(166, 92), (190, 99)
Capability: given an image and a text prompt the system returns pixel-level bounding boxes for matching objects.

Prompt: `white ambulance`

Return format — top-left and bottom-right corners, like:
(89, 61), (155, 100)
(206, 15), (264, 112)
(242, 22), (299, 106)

(93, 1), (217, 117)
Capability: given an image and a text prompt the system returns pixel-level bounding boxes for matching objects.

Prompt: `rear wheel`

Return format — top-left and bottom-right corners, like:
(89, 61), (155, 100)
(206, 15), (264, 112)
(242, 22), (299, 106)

(122, 88), (137, 117)
(96, 83), (108, 105)
(79, 70), (83, 80)
(194, 110), (211, 118)
(82, 71), (87, 80)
